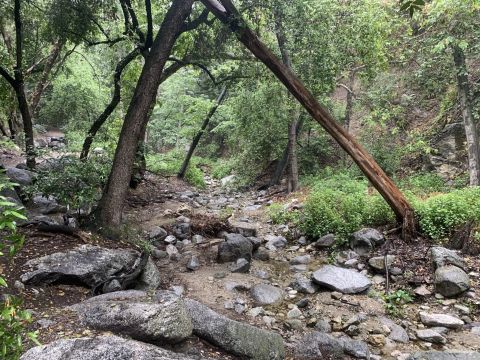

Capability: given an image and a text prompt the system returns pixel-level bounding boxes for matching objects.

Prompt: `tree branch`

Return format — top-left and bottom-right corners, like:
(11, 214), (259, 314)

(0, 66), (17, 88)
(145, 0), (153, 48)
(167, 57), (216, 83)
(181, 8), (211, 33)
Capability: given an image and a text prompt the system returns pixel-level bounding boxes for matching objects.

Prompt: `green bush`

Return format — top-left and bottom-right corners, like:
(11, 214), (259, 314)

(1, 173), (40, 359)
(146, 151), (206, 189)
(28, 156), (111, 212)
(398, 172), (447, 195)
(415, 187), (480, 241)
(297, 171), (395, 242)
(267, 203), (300, 225)
(211, 159), (234, 180)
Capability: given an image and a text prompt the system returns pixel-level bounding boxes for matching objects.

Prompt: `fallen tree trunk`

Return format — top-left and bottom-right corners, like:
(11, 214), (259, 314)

(201, 0), (416, 240)
(178, 85), (227, 179)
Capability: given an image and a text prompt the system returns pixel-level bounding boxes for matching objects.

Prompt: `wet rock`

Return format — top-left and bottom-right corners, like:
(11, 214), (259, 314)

(434, 265), (470, 297)
(185, 298), (285, 360)
(419, 312), (464, 329)
(290, 275), (319, 295)
(290, 255), (311, 265)
(415, 329), (446, 344)
(314, 234), (336, 248)
(186, 256), (200, 271)
(295, 332), (370, 359)
(350, 228), (384, 255)
(230, 258), (251, 273)
(251, 284), (283, 305)
(72, 291), (192, 344)
(20, 335), (205, 360)
(368, 255), (396, 273)
(218, 233), (253, 263)
(312, 265), (371, 294)
(430, 247), (466, 270)
(20, 245), (158, 290)
(6, 167), (33, 186)
(407, 351), (480, 360)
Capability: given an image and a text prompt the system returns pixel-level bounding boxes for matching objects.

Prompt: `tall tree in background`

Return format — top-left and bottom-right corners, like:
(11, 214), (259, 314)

(97, 0), (195, 228)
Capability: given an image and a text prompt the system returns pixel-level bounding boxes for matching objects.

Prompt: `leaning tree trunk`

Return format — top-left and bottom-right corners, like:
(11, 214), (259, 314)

(201, 0), (415, 239)
(178, 85), (227, 179)
(452, 45), (480, 186)
(97, 0), (194, 228)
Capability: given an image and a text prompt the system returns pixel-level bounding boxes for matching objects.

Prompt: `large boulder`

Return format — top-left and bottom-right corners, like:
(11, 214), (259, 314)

(350, 228), (384, 255)
(251, 284), (284, 305)
(20, 335), (206, 360)
(290, 274), (319, 295)
(434, 265), (470, 297)
(6, 167), (34, 186)
(71, 291), (192, 344)
(21, 245), (160, 291)
(430, 247), (466, 270)
(218, 233), (253, 263)
(312, 265), (371, 294)
(185, 298), (285, 360)
(407, 351), (480, 360)
(294, 332), (370, 359)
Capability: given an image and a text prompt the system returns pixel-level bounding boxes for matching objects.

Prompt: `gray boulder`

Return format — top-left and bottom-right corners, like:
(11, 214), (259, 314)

(415, 329), (446, 344)
(430, 247), (466, 270)
(149, 226), (168, 242)
(20, 336), (206, 360)
(72, 291), (192, 343)
(230, 258), (251, 273)
(434, 265), (470, 297)
(407, 351), (480, 360)
(419, 312), (464, 329)
(312, 265), (371, 294)
(295, 332), (370, 359)
(218, 233), (253, 263)
(185, 298), (285, 360)
(31, 195), (65, 215)
(264, 235), (288, 250)
(314, 234), (336, 248)
(251, 284), (284, 305)
(350, 228), (384, 255)
(6, 167), (33, 186)
(21, 245), (159, 291)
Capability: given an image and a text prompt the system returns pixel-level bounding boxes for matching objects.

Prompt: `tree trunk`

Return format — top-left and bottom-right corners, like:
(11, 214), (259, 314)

(29, 40), (64, 121)
(452, 45), (480, 186)
(287, 107), (300, 193)
(0, 121), (8, 137)
(344, 70), (355, 132)
(201, 0), (415, 239)
(14, 0), (35, 169)
(274, 4), (299, 193)
(178, 86), (227, 179)
(80, 48), (141, 160)
(270, 117), (303, 187)
(97, 0), (194, 228)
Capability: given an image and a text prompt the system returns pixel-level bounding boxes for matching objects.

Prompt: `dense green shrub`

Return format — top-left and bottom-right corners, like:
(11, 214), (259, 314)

(398, 172), (447, 195)
(211, 159), (234, 180)
(28, 156), (111, 212)
(415, 187), (480, 241)
(0, 173), (39, 359)
(146, 151), (206, 189)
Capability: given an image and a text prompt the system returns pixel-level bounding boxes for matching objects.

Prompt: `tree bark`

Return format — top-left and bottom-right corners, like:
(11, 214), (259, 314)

(80, 48), (141, 160)
(97, 0), (194, 228)
(274, 5), (298, 193)
(178, 85), (227, 179)
(201, 0), (415, 239)
(452, 45), (480, 186)
(344, 70), (355, 132)
(13, 0), (35, 169)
